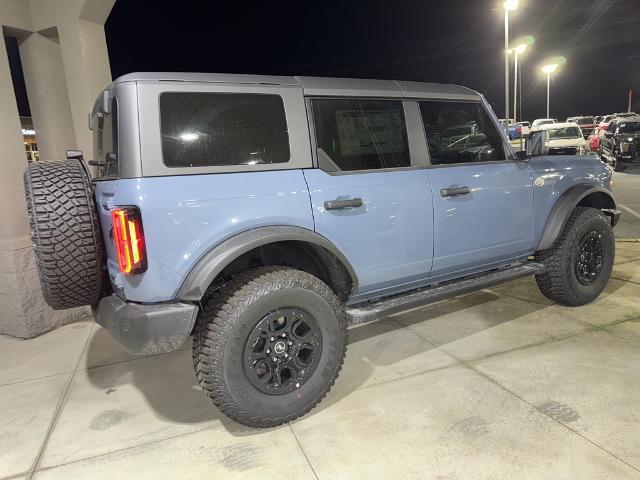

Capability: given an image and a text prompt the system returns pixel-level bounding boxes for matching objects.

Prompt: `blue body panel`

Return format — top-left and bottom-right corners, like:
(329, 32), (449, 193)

(95, 170), (314, 302)
(426, 161), (534, 277)
(527, 155), (612, 246)
(95, 156), (611, 304)
(303, 168), (434, 297)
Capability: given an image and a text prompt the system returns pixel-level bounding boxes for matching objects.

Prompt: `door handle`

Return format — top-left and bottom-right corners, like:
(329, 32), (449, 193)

(440, 186), (471, 198)
(324, 198), (363, 210)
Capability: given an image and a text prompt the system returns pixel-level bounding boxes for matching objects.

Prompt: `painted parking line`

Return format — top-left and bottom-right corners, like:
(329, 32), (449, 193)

(619, 204), (640, 219)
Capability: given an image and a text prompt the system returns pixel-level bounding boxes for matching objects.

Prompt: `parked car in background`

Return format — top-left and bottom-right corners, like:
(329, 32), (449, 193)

(588, 129), (603, 152)
(508, 121), (531, 139)
(539, 122), (588, 155)
(613, 112), (637, 119)
(599, 117), (640, 170)
(566, 116), (597, 139)
(531, 118), (556, 131)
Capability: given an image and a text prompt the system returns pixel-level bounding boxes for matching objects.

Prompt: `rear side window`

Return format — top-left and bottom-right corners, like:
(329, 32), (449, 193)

(312, 98), (410, 172)
(160, 93), (290, 167)
(419, 101), (506, 165)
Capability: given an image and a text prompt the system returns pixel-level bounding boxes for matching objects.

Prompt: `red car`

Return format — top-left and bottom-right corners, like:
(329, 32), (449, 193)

(567, 116), (597, 139)
(588, 130), (602, 151)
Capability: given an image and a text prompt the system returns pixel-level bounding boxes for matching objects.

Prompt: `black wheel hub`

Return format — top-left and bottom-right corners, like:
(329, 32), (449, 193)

(243, 308), (322, 395)
(575, 230), (605, 286)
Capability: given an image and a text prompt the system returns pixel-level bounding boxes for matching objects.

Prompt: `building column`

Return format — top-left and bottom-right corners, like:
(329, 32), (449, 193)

(18, 29), (77, 161)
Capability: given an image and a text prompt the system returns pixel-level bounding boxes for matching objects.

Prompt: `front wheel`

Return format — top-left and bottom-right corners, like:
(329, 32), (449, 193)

(535, 207), (614, 306)
(192, 266), (347, 428)
(612, 156), (623, 172)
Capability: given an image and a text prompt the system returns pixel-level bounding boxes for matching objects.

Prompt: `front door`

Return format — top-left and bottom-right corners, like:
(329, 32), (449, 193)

(417, 99), (534, 277)
(304, 97), (433, 299)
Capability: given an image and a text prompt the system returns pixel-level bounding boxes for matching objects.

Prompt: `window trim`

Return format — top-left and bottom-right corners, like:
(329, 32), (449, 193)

(93, 97), (120, 181)
(138, 82), (312, 177)
(307, 96), (426, 176)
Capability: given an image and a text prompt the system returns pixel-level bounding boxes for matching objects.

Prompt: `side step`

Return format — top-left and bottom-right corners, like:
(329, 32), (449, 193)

(346, 262), (545, 325)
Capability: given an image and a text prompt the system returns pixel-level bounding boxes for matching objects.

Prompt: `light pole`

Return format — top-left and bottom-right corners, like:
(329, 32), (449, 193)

(512, 43), (527, 123)
(503, 0), (519, 125)
(542, 63), (559, 119)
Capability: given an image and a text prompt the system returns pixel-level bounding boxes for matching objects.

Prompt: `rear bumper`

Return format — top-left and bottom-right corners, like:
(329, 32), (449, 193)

(94, 295), (199, 355)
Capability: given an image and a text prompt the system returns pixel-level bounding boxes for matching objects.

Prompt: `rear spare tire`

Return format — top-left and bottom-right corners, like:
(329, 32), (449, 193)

(24, 159), (103, 310)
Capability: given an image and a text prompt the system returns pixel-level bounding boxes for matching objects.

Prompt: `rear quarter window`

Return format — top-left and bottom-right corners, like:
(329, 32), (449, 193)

(160, 92), (290, 168)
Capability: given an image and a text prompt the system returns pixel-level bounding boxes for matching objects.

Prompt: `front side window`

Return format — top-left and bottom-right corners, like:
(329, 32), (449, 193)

(419, 101), (506, 165)
(160, 92), (290, 168)
(312, 98), (410, 172)
(93, 98), (118, 178)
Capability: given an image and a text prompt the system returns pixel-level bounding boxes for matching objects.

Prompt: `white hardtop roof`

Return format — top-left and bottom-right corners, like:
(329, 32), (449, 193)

(107, 72), (481, 100)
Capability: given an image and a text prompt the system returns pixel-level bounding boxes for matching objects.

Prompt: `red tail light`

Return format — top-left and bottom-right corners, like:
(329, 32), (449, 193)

(517, 126), (522, 133)
(111, 207), (147, 274)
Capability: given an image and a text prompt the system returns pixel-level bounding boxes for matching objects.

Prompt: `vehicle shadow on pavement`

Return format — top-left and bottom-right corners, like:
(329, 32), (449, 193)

(82, 270), (629, 432)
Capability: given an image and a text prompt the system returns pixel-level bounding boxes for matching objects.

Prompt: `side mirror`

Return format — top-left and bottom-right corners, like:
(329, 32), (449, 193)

(515, 150), (529, 161)
(526, 131), (549, 157)
(66, 150), (84, 161)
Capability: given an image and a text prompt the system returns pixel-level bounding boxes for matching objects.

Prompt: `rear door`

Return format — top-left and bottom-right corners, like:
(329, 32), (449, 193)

(417, 99), (534, 278)
(303, 98), (434, 299)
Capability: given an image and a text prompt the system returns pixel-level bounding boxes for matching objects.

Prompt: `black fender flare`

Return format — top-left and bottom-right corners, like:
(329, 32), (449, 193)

(537, 184), (618, 251)
(176, 225), (358, 301)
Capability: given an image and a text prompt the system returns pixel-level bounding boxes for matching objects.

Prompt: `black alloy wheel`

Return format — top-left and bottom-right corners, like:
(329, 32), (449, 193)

(244, 308), (322, 395)
(574, 230), (605, 286)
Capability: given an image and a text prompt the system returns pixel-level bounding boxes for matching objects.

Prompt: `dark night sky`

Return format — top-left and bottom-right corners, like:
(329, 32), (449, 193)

(8, 0), (640, 121)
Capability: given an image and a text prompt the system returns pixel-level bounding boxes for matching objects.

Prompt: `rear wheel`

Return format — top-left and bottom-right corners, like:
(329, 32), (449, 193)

(23, 160), (104, 309)
(535, 207), (614, 306)
(192, 266), (347, 428)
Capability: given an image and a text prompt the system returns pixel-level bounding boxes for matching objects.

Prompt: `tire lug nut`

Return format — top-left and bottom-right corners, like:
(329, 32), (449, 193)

(266, 348), (271, 354)
(270, 337), (275, 341)
(284, 353), (288, 358)
(273, 357), (278, 362)
(288, 341), (293, 346)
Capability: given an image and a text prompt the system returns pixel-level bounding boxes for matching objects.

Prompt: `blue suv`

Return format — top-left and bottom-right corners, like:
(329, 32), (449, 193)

(24, 73), (620, 428)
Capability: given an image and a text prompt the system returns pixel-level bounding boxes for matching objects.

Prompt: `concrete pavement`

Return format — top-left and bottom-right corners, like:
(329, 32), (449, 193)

(0, 242), (639, 479)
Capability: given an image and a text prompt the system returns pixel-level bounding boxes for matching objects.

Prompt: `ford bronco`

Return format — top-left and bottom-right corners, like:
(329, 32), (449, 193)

(24, 73), (620, 428)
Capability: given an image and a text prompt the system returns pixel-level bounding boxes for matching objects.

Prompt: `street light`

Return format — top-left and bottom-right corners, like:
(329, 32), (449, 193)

(511, 43), (527, 123)
(503, 0), (519, 126)
(542, 63), (559, 119)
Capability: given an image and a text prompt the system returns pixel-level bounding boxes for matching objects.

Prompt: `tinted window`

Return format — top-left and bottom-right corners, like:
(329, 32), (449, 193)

(419, 101), (505, 165)
(93, 98), (118, 178)
(618, 122), (640, 134)
(160, 93), (290, 167)
(548, 126), (582, 139)
(575, 117), (594, 125)
(312, 98), (410, 172)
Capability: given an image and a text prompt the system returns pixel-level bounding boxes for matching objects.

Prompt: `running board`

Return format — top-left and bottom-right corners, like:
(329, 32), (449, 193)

(346, 262), (545, 325)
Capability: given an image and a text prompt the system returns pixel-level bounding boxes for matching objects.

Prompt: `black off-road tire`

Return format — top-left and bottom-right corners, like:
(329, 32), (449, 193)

(534, 207), (614, 306)
(24, 160), (104, 310)
(192, 266), (347, 428)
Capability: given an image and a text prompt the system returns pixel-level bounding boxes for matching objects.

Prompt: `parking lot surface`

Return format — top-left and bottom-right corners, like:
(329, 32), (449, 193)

(1, 242), (639, 479)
